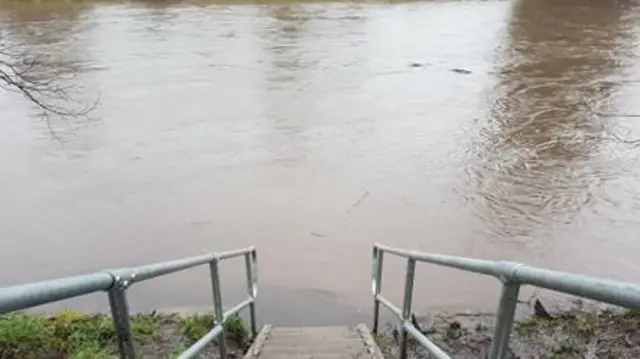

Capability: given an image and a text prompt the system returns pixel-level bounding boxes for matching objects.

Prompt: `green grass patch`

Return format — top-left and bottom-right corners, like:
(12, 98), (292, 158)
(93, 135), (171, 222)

(182, 312), (248, 345)
(0, 310), (250, 358)
(168, 345), (188, 359)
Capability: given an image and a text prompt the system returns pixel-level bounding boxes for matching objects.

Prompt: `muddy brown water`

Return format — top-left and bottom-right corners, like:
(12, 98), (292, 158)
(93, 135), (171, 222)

(1, 0), (640, 326)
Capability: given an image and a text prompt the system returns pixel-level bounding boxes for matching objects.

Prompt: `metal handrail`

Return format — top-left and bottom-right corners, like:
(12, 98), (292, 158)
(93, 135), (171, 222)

(371, 243), (640, 359)
(0, 247), (258, 359)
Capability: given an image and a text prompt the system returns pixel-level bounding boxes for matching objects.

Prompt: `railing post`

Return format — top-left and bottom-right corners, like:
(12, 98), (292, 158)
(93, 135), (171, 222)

(399, 258), (416, 359)
(489, 282), (521, 359)
(209, 257), (227, 359)
(245, 250), (258, 338)
(372, 246), (384, 334)
(108, 274), (136, 359)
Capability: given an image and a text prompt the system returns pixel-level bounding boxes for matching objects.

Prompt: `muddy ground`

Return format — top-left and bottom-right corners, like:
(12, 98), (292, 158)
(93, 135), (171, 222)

(376, 301), (640, 359)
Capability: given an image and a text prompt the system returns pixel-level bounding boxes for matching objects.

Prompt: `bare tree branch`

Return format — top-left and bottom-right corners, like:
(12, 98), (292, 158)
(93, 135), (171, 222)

(0, 36), (100, 134)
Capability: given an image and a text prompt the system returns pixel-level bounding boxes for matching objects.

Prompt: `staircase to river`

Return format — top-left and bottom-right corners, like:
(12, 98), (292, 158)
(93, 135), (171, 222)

(243, 324), (383, 359)
(2, 244), (640, 359)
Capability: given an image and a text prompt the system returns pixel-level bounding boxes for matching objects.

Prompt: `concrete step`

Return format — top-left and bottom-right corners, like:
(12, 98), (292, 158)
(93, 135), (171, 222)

(260, 343), (364, 355)
(254, 355), (368, 359)
(270, 326), (357, 335)
(262, 341), (362, 352)
(267, 335), (360, 345)
(243, 324), (384, 359)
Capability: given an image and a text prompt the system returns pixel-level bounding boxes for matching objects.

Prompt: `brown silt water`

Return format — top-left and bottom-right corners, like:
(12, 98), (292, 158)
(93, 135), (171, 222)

(1, 0), (640, 325)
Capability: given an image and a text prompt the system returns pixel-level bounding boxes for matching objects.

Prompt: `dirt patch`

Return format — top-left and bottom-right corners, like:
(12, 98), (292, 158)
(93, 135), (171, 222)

(376, 306), (640, 358)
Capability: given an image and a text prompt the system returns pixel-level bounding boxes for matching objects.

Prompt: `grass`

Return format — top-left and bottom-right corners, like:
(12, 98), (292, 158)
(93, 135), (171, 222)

(0, 310), (250, 359)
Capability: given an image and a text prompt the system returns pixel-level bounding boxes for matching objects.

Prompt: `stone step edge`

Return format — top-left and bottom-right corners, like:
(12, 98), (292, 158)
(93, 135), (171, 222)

(243, 324), (272, 359)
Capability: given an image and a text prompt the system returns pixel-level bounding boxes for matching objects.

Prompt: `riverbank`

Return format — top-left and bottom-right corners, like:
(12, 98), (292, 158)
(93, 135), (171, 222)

(4, 306), (640, 358)
(376, 306), (640, 358)
(0, 311), (249, 359)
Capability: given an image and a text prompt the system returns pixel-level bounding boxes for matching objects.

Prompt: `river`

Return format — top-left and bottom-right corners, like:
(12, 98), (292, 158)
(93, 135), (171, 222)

(1, 0), (639, 326)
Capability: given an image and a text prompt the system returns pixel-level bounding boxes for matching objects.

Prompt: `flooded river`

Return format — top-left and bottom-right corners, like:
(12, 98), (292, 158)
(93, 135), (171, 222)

(1, 0), (640, 325)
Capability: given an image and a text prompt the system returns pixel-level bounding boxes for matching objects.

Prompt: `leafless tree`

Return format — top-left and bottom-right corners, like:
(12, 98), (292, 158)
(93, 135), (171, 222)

(0, 36), (99, 130)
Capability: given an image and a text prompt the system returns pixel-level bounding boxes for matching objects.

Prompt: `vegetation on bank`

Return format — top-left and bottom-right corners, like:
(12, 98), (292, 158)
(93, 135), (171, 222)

(4, 305), (640, 359)
(0, 310), (249, 359)
(376, 307), (640, 359)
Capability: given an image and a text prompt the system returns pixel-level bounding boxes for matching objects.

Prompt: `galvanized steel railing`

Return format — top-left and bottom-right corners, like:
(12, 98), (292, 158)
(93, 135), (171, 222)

(0, 247), (258, 359)
(371, 243), (640, 359)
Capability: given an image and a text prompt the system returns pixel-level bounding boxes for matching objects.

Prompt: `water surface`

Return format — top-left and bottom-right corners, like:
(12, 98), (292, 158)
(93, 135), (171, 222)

(1, 0), (640, 325)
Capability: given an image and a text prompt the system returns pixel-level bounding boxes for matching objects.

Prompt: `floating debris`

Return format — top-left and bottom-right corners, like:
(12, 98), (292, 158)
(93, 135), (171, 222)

(346, 191), (370, 214)
(450, 68), (472, 74)
(409, 62), (430, 68)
